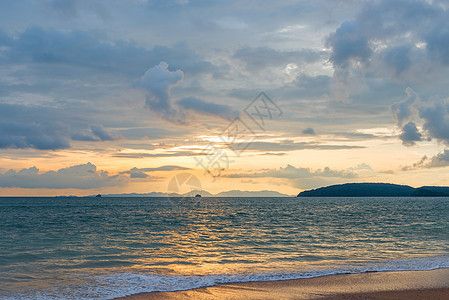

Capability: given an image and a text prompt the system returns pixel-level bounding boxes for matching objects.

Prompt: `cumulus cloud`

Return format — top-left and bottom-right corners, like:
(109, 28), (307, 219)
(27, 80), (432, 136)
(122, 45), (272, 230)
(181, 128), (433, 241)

(399, 122), (422, 146)
(134, 61), (186, 124)
(327, 20), (372, 68)
(135, 62), (240, 124)
(0, 163), (125, 189)
(419, 101), (449, 145)
(392, 88), (449, 146)
(326, 0), (449, 97)
(403, 150), (449, 170)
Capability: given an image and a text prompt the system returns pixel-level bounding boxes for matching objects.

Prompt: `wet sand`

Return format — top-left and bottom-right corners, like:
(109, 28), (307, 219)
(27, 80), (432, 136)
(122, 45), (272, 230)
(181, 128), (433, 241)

(117, 268), (449, 299)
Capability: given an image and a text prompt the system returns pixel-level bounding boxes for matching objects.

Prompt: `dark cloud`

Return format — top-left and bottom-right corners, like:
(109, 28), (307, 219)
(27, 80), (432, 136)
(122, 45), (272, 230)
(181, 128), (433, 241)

(0, 120), (70, 150)
(327, 0), (449, 92)
(177, 96), (239, 121)
(327, 20), (372, 67)
(392, 88), (449, 146)
(383, 45), (412, 75)
(0, 102), (121, 148)
(302, 127), (315, 135)
(1, 27), (214, 77)
(90, 124), (119, 141)
(419, 101), (449, 145)
(0, 163), (125, 189)
(425, 22), (449, 65)
(399, 122), (422, 146)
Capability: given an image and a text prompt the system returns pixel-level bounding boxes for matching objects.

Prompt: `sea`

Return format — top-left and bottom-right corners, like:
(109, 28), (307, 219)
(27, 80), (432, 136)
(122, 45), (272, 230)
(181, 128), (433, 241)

(0, 196), (448, 299)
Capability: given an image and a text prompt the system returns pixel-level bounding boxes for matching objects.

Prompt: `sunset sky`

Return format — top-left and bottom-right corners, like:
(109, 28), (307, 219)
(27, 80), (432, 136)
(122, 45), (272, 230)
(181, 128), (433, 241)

(1, 0), (449, 196)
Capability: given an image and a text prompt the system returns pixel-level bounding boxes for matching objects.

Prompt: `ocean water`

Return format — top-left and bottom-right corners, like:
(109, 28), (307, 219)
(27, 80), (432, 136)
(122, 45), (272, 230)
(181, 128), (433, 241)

(0, 196), (448, 299)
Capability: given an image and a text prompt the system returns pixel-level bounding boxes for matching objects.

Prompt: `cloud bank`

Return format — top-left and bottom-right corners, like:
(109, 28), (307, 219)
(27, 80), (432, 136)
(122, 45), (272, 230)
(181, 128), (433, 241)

(0, 163), (125, 189)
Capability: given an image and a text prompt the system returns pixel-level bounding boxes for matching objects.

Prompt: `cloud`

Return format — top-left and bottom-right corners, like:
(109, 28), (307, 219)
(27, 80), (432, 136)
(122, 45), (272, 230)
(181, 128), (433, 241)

(326, 0), (449, 97)
(0, 163), (125, 189)
(391, 88), (449, 146)
(347, 163), (372, 171)
(90, 124), (119, 141)
(327, 20), (372, 68)
(177, 96), (239, 121)
(419, 101), (449, 145)
(399, 122), (422, 146)
(135, 62), (241, 124)
(112, 151), (200, 158)
(391, 87), (420, 126)
(136, 165), (191, 172)
(1, 27), (213, 77)
(227, 164), (357, 179)
(383, 45), (413, 75)
(134, 61), (186, 124)
(0, 120), (70, 150)
(72, 124), (120, 142)
(120, 165), (190, 177)
(71, 132), (98, 142)
(128, 168), (148, 179)
(302, 127), (315, 135)
(247, 141), (363, 152)
(425, 21), (449, 65)
(403, 150), (449, 170)
(232, 46), (325, 72)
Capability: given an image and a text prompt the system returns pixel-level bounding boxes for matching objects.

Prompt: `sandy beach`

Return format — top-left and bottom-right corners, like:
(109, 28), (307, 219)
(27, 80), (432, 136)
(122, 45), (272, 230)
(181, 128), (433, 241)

(117, 268), (449, 299)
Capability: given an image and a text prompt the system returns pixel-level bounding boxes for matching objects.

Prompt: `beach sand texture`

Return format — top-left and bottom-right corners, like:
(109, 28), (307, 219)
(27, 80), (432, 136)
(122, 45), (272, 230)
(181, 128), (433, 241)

(118, 268), (449, 299)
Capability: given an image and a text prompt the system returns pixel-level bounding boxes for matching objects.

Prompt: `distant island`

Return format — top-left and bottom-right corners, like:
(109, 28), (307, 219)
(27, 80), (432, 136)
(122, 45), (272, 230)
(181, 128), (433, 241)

(297, 183), (449, 197)
(86, 190), (291, 198)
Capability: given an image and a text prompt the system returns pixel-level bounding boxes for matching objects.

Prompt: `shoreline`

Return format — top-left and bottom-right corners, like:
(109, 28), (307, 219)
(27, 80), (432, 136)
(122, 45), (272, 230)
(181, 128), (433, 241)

(116, 268), (449, 299)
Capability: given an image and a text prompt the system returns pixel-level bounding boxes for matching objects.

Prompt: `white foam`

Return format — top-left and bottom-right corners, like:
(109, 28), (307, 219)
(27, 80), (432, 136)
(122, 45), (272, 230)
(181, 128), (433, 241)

(5, 255), (449, 300)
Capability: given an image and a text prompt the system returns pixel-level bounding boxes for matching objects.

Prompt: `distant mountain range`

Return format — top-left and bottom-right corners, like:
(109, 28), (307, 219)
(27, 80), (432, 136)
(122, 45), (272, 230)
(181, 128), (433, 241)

(87, 190), (291, 198)
(297, 183), (449, 197)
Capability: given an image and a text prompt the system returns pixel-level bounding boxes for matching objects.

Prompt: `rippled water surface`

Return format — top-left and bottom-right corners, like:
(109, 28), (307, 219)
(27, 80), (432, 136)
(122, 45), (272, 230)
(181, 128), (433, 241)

(1, 197), (448, 299)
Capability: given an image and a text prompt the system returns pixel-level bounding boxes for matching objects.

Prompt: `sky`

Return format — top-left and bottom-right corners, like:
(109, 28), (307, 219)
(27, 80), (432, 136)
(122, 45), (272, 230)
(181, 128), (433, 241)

(1, 0), (449, 196)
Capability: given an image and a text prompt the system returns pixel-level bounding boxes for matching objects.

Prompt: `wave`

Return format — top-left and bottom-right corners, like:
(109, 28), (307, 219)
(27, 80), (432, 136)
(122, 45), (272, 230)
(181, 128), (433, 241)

(5, 255), (449, 300)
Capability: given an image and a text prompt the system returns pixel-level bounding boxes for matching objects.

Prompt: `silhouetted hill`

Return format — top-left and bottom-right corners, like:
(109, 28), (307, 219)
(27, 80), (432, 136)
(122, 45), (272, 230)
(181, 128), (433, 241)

(297, 183), (443, 197)
(412, 186), (449, 197)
